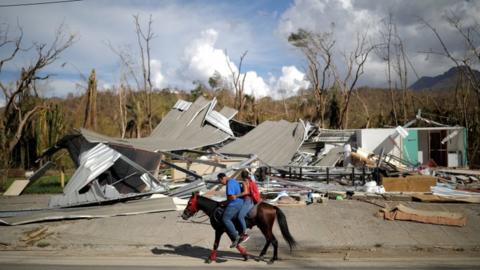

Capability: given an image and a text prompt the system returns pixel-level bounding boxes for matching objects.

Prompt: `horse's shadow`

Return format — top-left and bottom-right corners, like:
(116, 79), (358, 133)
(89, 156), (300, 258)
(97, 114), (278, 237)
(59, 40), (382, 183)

(151, 243), (259, 263)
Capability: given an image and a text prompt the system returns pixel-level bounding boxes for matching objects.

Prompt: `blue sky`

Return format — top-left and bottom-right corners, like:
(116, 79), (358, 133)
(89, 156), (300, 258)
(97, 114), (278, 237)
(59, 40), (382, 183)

(1, 0), (479, 102)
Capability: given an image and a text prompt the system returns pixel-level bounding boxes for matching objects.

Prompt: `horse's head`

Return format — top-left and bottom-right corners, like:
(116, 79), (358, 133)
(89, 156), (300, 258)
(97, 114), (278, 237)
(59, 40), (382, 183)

(181, 192), (199, 220)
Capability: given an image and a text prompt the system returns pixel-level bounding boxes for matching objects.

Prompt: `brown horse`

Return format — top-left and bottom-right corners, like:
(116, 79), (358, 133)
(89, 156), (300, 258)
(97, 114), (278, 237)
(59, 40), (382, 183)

(181, 193), (296, 264)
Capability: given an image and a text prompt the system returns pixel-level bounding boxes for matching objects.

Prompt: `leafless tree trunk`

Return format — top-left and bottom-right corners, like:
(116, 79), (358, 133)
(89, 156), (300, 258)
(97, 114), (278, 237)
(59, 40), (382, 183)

(334, 32), (375, 129)
(134, 14), (155, 133)
(376, 14), (398, 125)
(83, 69), (97, 130)
(288, 29), (334, 127)
(392, 23), (409, 123)
(116, 83), (128, 138)
(226, 50), (248, 120)
(355, 89), (370, 128)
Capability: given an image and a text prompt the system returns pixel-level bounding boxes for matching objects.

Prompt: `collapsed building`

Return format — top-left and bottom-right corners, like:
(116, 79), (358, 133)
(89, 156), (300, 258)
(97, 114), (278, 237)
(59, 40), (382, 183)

(4, 97), (477, 217)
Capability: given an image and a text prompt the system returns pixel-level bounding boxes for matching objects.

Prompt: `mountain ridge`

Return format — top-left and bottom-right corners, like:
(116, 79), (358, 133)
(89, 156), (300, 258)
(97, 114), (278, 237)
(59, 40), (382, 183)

(410, 66), (480, 90)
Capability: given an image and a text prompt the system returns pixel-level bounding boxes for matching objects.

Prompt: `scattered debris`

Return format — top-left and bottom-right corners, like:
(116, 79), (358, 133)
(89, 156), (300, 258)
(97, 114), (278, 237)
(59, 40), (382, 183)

(4, 98), (480, 228)
(381, 204), (467, 226)
(383, 175), (437, 192)
(3, 180), (29, 196)
(21, 226), (53, 246)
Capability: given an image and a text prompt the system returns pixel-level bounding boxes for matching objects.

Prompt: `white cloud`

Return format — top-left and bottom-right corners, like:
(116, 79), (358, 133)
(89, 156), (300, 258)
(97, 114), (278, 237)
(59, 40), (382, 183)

(179, 29), (238, 84)
(150, 59), (165, 89)
(274, 66), (310, 98)
(178, 28), (273, 98)
(176, 28), (308, 99)
(243, 71), (271, 98)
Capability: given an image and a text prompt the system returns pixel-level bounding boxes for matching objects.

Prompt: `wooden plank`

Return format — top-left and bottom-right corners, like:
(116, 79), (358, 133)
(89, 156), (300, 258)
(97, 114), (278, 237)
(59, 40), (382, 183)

(383, 175), (437, 192)
(436, 169), (480, 176)
(3, 180), (30, 196)
(412, 194), (461, 203)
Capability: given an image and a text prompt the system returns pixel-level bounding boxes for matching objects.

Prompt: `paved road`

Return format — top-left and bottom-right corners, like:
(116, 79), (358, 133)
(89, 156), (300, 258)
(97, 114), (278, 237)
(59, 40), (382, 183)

(1, 262), (479, 270)
(1, 255), (479, 270)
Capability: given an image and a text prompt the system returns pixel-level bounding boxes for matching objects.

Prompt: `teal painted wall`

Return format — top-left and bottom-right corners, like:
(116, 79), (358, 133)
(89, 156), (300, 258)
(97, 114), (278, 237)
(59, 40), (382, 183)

(403, 130), (418, 165)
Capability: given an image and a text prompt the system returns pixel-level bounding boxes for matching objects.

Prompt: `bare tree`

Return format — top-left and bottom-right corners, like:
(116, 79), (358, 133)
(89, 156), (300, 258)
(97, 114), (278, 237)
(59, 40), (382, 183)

(226, 50), (248, 120)
(334, 32), (375, 129)
(116, 81), (128, 139)
(421, 15), (480, 104)
(420, 14), (480, 165)
(354, 89), (370, 128)
(133, 14), (155, 133)
(391, 23), (410, 123)
(107, 14), (156, 137)
(0, 22), (75, 184)
(288, 28), (334, 127)
(376, 13), (398, 125)
(83, 69), (97, 130)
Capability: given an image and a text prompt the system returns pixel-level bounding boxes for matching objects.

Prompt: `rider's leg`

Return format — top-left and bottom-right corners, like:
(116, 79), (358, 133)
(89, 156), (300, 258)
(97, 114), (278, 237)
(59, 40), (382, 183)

(222, 203), (241, 243)
(237, 198), (253, 235)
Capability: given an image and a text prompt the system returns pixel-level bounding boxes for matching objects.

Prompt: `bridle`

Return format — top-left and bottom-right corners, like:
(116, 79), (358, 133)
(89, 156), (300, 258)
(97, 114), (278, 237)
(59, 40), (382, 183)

(182, 194), (199, 219)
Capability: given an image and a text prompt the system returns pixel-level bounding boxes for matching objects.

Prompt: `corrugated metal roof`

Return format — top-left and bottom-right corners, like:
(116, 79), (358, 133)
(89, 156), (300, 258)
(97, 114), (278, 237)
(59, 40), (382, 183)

(219, 106), (238, 120)
(205, 110), (234, 136)
(173, 99), (192, 111)
(219, 120), (306, 166)
(49, 143), (165, 208)
(81, 96), (234, 151)
(64, 143), (121, 194)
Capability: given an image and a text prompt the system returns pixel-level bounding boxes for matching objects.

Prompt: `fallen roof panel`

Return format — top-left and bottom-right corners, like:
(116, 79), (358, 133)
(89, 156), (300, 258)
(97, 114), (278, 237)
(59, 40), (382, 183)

(0, 197), (175, 226)
(219, 120), (306, 167)
(80, 96), (234, 152)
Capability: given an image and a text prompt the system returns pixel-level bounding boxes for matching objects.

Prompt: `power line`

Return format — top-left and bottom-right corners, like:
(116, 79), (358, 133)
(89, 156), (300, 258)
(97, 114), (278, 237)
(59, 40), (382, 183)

(0, 0), (83, 7)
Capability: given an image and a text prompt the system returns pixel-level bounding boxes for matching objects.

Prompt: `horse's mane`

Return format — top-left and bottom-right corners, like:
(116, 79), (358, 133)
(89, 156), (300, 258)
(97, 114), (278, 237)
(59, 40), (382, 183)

(198, 195), (220, 205)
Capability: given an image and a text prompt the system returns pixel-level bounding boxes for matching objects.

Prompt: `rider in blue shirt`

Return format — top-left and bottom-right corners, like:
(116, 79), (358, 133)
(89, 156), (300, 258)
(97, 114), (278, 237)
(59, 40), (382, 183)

(218, 172), (243, 248)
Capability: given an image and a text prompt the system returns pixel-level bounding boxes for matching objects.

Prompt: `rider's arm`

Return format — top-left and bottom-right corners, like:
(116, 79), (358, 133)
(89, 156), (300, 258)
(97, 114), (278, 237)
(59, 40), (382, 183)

(220, 195), (236, 207)
(225, 179), (238, 201)
(239, 180), (250, 197)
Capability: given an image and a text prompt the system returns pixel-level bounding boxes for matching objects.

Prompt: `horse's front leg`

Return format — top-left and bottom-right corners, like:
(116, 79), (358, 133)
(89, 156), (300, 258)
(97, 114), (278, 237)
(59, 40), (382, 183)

(206, 230), (223, 264)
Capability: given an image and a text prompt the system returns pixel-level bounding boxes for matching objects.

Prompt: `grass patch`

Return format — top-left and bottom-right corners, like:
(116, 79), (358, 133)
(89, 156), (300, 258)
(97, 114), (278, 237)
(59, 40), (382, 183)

(3, 174), (71, 194)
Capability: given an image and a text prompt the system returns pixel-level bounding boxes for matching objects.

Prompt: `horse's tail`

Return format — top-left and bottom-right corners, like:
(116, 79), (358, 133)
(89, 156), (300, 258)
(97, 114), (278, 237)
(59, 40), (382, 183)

(274, 206), (297, 251)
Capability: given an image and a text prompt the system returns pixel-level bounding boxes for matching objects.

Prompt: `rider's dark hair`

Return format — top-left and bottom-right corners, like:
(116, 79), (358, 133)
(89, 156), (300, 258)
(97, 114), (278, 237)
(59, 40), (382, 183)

(240, 170), (249, 180)
(217, 173), (226, 179)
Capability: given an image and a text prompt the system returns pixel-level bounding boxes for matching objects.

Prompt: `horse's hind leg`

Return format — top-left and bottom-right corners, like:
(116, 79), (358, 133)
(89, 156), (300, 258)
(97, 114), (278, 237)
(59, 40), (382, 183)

(206, 230), (223, 264)
(258, 240), (271, 259)
(257, 224), (271, 261)
(270, 235), (279, 263)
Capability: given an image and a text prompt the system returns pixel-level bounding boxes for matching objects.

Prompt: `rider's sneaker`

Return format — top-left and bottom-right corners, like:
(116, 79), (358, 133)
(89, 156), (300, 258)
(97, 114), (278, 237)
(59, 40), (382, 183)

(239, 233), (250, 244)
(230, 236), (240, 248)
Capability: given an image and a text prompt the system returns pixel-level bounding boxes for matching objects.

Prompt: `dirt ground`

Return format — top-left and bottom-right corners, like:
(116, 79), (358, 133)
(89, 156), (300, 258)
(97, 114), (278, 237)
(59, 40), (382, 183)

(0, 194), (480, 262)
